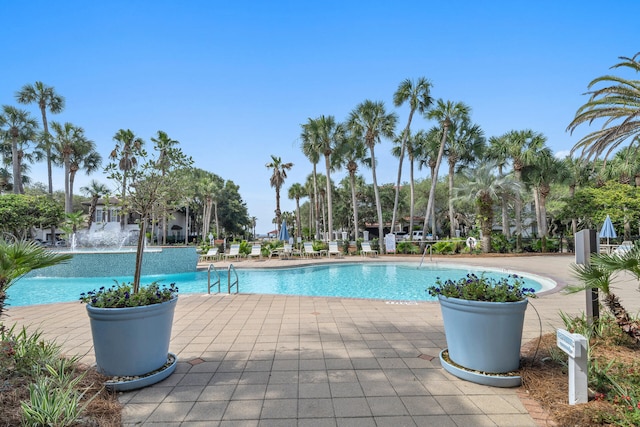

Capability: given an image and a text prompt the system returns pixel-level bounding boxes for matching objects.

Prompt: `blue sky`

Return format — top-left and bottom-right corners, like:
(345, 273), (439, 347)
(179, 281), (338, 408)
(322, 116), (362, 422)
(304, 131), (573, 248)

(1, 1), (638, 234)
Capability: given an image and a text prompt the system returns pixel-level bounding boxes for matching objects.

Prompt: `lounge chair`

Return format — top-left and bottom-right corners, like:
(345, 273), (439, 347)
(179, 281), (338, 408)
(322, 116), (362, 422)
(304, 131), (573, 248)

(303, 242), (321, 258)
(224, 244), (242, 261)
(248, 244), (262, 260)
(361, 242), (378, 258)
(199, 247), (219, 262)
(328, 241), (342, 258)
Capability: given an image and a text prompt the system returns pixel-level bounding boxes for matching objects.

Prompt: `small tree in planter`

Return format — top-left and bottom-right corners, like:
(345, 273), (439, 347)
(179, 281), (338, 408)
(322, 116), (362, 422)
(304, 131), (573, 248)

(82, 130), (192, 384)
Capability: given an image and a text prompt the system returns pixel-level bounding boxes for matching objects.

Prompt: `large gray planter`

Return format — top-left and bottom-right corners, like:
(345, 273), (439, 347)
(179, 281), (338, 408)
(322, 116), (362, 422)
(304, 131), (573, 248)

(86, 297), (177, 377)
(439, 295), (528, 373)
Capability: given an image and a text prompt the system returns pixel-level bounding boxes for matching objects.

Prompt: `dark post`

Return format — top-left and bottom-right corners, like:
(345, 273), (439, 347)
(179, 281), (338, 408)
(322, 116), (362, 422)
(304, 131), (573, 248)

(574, 229), (599, 325)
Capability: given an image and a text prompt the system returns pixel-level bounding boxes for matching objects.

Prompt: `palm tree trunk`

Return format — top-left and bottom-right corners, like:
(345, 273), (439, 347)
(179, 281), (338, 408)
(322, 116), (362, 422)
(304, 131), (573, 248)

(422, 123), (448, 238)
(604, 293), (640, 343)
(350, 173), (359, 240)
(11, 138), (20, 194)
(324, 154), (333, 241)
(514, 169), (523, 251)
(312, 164), (320, 240)
(370, 144), (384, 251)
(391, 110), (415, 233)
(40, 107), (53, 196)
(448, 162), (456, 238)
(408, 155), (415, 235)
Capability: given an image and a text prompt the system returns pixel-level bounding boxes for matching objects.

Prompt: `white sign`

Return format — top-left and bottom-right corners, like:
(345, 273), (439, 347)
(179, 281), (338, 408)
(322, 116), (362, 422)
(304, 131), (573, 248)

(557, 329), (582, 358)
(556, 329), (588, 405)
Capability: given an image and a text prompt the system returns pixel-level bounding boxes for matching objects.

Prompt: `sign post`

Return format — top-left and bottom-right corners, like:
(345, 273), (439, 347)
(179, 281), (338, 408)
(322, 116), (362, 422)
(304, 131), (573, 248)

(556, 329), (588, 405)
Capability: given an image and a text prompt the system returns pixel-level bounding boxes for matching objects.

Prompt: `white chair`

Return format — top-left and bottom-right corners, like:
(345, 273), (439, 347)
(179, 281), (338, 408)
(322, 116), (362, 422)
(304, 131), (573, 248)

(328, 241), (342, 258)
(224, 244), (242, 261)
(248, 244), (262, 260)
(303, 242), (321, 258)
(361, 242), (378, 258)
(199, 247), (218, 262)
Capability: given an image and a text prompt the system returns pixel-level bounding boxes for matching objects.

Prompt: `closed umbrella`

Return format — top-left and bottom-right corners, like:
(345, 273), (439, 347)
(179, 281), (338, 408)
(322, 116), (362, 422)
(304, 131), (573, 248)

(599, 214), (617, 245)
(279, 220), (290, 242)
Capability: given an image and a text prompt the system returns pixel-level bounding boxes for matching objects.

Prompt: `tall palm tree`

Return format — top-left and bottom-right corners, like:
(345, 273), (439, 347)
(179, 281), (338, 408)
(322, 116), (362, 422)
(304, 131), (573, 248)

(151, 131), (180, 244)
(301, 125), (322, 239)
(336, 132), (368, 239)
(302, 116), (343, 240)
(50, 121), (101, 213)
(421, 100), (470, 238)
(80, 180), (109, 231)
(348, 100), (398, 246)
(415, 127), (443, 237)
(390, 77), (433, 232)
(455, 161), (519, 253)
(487, 135), (512, 238)
(288, 182), (306, 242)
(0, 106), (39, 194)
(503, 129), (547, 250)
(400, 130), (425, 235)
(108, 129), (144, 230)
(521, 149), (563, 244)
(265, 155), (293, 232)
(567, 53), (640, 162)
(445, 121), (485, 237)
(15, 82), (65, 195)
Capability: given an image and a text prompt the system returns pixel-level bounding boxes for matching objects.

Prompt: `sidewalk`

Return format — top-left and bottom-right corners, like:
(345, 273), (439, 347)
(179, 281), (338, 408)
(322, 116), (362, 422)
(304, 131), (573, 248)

(7, 254), (639, 426)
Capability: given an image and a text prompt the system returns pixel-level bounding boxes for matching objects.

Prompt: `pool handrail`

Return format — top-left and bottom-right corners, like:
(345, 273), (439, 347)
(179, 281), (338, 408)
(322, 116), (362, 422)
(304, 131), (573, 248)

(228, 264), (239, 294)
(418, 244), (433, 268)
(207, 263), (221, 294)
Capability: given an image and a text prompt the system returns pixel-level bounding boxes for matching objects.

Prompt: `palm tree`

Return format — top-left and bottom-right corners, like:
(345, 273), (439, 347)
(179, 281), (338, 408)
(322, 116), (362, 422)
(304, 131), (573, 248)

(336, 132), (368, 239)
(521, 149), (564, 246)
(50, 121), (101, 213)
(570, 248), (640, 343)
(0, 106), (39, 194)
(503, 129), (547, 250)
(151, 131), (180, 244)
(415, 127), (443, 237)
(15, 82), (65, 195)
(487, 135), (512, 238)
(348, 100), (398, 245)
(445, 121), (485, 237)
(300, 125), (322, 239)
(561, 156), (591, 235)
(108, 129), (145, 230)
(265, 155), (293, 232)
(0, 238), (72, 325)
(390, 77), (433, 232)
(421, 100), (470, 238)
(302, 116), (343, 240)
(567, 53), (640, 162)
(80, 180), (109, 231)
(288, 182), (306, 242)
(455, 162), (519, 252)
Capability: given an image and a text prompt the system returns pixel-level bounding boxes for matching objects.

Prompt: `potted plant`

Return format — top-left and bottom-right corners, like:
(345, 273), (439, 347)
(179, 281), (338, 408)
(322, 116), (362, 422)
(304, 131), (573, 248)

(80, 130), (192, 387)
(427, 273), (536, 386)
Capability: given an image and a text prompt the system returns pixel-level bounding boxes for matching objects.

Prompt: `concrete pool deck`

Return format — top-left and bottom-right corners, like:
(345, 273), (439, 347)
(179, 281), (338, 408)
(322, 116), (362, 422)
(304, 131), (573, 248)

(6, 254), (640, 426)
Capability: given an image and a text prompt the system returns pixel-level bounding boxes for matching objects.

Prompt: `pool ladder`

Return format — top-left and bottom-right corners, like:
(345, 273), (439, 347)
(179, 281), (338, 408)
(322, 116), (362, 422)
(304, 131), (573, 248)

(418, 244), (433, 269)
(207, 263), (239, 294)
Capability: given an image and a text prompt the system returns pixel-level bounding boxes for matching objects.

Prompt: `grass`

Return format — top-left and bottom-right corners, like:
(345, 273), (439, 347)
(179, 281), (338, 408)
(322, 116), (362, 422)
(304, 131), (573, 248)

(0, 324), (121, 427)
(520, 312), (640, 426)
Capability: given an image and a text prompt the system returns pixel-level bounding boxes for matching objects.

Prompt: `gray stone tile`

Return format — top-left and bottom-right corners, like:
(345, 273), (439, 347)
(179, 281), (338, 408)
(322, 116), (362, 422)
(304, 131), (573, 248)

(360, 380), (397, 397)
(330, 382), (364, 398)
(336, 417), (376, 427)
(163, 385), (205, 402)
(183, 401), (227, 421)
(265, 383), (298, 399)
(298, 398), (334, 418)
(333, 397), (372, 417)
(232, 383), (267, 400)
(222, 399), (263, 420)
(260, 398), (298, 419)
(401, 396), (446, 416)
(299, 382), (331, 398)
(374, 416), (417, 427)
(413, 415), (457, 427)
(146, 401), (193, 423)
(366, 396), (408, 416)
(199, 384), (236, 401)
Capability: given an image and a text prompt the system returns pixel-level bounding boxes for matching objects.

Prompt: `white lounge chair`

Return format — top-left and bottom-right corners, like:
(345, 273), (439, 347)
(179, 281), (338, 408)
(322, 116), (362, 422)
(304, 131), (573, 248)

(303, 242), (321, 258)
(199, 247), (219, 262)
(361, 242), (378, 258)
(248, 244), (262, 260)
(328, 241), (342, 258)
(224, 244), (242, 261)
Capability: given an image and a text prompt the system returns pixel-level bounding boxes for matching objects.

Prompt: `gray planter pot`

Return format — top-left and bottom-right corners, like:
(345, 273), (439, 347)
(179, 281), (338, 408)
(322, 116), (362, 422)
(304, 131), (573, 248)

(439, 295), (528, 373)
(86, 297), (177, 377)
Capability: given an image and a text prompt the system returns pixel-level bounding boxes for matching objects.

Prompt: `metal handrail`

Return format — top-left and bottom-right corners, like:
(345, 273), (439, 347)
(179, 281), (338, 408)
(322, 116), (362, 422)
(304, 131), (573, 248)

(228, 264), (239, 294)
(207, 263), (221, 294)
(418, 244), (432, 268)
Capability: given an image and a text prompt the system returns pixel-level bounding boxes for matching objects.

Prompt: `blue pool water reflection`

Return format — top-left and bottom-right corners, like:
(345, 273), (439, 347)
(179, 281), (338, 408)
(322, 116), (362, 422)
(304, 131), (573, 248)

(8, 263), (553, 307)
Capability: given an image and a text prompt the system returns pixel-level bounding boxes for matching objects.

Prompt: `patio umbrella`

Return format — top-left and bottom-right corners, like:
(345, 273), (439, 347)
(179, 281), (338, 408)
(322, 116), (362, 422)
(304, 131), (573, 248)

(599, 214), (617, 245)
(279, 220), (290, 242)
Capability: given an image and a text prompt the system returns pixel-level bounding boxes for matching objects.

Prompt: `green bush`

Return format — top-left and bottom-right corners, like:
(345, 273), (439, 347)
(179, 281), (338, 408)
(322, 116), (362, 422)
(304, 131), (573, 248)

(396, 241), (419, 254)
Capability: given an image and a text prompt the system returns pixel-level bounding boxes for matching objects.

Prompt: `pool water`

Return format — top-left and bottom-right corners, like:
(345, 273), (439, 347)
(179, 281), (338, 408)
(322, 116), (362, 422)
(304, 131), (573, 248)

(7, 263), (551, 307)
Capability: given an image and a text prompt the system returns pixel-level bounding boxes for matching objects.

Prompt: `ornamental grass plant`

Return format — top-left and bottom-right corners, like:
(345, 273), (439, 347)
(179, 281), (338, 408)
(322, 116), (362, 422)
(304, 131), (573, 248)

(427, 273), (536, 302)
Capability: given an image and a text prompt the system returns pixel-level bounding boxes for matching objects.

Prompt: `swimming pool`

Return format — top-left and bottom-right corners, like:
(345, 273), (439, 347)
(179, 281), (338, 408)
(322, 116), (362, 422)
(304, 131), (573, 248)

(7, 263), (554, 307)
